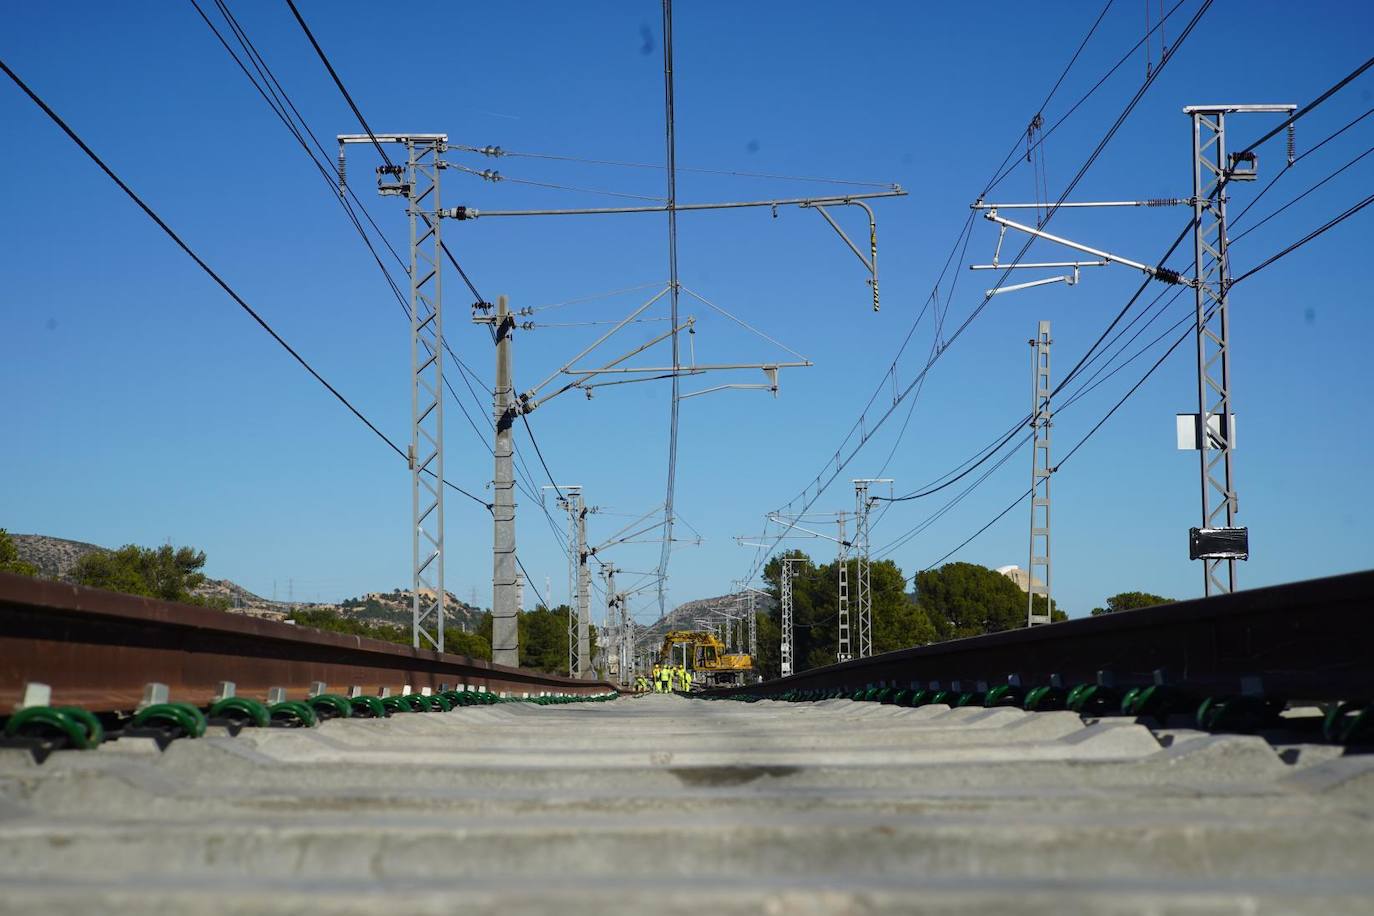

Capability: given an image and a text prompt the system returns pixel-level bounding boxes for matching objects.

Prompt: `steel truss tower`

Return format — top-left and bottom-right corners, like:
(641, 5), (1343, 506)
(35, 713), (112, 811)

(747, 590), (757, 660)
(1183, 104), (1291, 594)
(851, 479), (891, 658)
(544, 480), (589, 675)
(1027, 322), (1053, 626)
(339, 132), (454, 652)
(853, 485), (872, 659)
(780, 557), (801, 677)
(402, 138), (447, 651)
(836, 512), (850, 662)
(559, 489), (592, 679)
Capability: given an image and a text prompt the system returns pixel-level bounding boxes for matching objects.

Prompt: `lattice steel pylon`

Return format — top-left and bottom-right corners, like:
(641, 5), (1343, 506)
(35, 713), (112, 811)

(1184, 104), (1293, 595)
(556, 488), (592, 677)
(853, 486), (871, 659)
(747, 590), (757, 660)
(405, 137), (447, 651)
(780, 557), (802, 677)
(1027, 321), (1053, 626)
(339, 132), (451, 652)
(851, 479), (891, 658)
(836, 512), (850, 662)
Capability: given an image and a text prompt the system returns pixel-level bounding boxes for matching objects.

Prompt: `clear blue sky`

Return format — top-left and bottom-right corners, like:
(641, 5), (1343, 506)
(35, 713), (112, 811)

(3, 1), (1371, 622)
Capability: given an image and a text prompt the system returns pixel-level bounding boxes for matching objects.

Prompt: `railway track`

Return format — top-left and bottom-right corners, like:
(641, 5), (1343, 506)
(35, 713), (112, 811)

(2, 693), (1374, 913)
(712, 568), (1374, 731)
(2, 570), (1372, 912)
(0, 572), (616, 760)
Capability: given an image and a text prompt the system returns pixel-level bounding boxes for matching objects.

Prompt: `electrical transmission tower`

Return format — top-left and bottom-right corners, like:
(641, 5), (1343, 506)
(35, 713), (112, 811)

(543, 484), (591, 677)
(852, 478), (892, 658)
(751, 513), (854, 665)
(836, 512), (850, 662)
(339, 133), (452, 651)
(1027, 322), (1053, 626)
(972, 102), (1295, 598)
(1183, 104), (1292, 595)
(747, 589), (757, 661)
(779, 557), (802, 677)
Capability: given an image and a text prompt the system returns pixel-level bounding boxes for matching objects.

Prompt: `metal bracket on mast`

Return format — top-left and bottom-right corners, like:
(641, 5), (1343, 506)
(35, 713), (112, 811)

(801, 199), (881, 311)
(970, 222), (1106, 296)
(446, 188), (904, 311)
(971, 208), (1189, 293)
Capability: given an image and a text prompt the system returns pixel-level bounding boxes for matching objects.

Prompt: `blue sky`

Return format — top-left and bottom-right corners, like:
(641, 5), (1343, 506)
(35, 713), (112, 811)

(2, 1), (1371, 623)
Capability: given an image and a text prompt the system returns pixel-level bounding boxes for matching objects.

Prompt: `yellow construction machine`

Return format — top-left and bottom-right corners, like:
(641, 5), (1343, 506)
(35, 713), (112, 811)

(658, 630), (754, 688)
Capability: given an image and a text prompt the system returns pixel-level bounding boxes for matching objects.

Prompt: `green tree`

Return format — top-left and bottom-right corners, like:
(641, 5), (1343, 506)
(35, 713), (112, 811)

(442, 627), (492, 660)
(915, 562), (1065, 639)
(72, 543), (221, 605)
(1091, 591), (1173, 615)
(290, 608), (408, 644)
(757, 550), (934, 679)
(0, 529), (38, 577)
(479, 605), (597, 674)
(869, 559), (937, 653)
(289, 609), (492, 660)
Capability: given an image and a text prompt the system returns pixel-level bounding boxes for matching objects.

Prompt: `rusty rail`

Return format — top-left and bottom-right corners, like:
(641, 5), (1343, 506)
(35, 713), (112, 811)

(0, 573), (613, 711)
(711, 568), (1374, 701)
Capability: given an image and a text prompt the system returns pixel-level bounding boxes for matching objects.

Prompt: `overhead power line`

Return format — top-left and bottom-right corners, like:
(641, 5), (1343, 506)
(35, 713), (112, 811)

(983, 0), (1193, 196)
(980, 0), (1118, 198)
(886, 55), (1374, 571)
(452, 144), (898, 190)
(1232, 55), (1374, 159)
(282, 0), (584, 578)
(0, 55), (491, 510)
(918, 308), (1202, 575)
(191, 0), (561, 527)
(1229, 105), (1374, 230)
(283, 0), (486, 304)
(874, 286), (1194, 559)
(736, 0), (1211, 590)
(1230, 142), (1374, 245)
(1232, 191), (1374, 286)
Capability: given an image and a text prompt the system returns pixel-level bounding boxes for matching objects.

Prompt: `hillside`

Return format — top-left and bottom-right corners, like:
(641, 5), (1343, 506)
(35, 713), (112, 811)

(636, 591), (777, 648)
(7, 532), (481, 627)
(9, 533), (103, 580)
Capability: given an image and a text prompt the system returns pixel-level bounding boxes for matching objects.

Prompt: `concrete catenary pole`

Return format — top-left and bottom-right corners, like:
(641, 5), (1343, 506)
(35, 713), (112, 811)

(576, 499), (592, 678)
(490, 295), (519, 666)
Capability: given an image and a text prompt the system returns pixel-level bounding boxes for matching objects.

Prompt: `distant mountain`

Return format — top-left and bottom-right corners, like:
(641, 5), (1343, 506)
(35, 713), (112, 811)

(10, 533), (103, 580)
(337, 589), (485, 632)
(635, 591), (777, 647)
(8, 531), (482, 627)
(10, 533), (287, 618)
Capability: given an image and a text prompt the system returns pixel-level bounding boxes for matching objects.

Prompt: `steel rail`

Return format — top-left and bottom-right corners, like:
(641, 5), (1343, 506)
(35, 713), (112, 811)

(708, 569), (1374, 701)
(0, 573), (613, 711)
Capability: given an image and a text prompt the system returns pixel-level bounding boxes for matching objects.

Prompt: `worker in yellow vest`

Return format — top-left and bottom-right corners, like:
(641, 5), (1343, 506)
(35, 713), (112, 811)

(657, 664), (671, 693)
(678, 664), (691, 693)
(650, 664), (662, 693)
